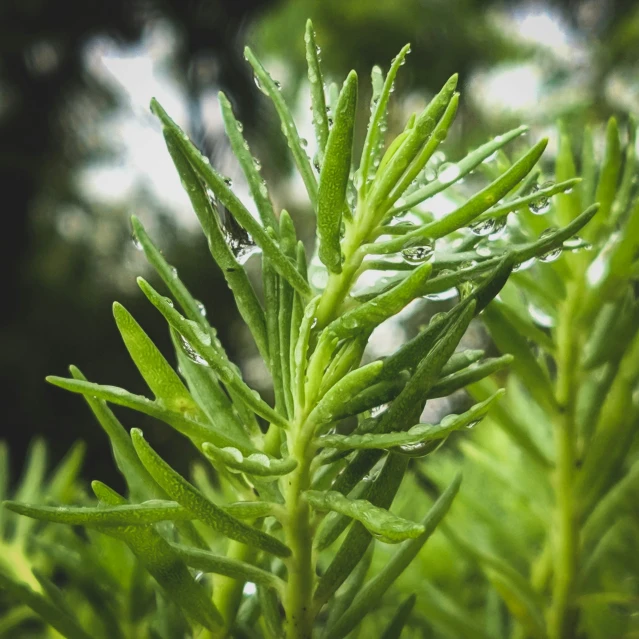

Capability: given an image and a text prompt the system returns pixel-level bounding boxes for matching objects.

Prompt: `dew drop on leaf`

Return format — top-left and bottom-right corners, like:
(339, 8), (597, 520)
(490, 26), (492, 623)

(437, 162), (462, 184)
(539, 247), (562, 263)
(131, 231), (143, 251)
(513, 257), (536, 272)
(425, 288), (457, 302)
(528, 181), (554, 215)
(195, 300), (207, 317)
(236, 121), (244, 133)
(469, 218), (497, 237)
(401, 243), (434, 264)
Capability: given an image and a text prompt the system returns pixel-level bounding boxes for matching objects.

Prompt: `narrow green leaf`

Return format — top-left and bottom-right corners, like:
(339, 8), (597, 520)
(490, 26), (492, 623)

(317, 392), (503, 451)
(329, 262), (433, 340)
(384, 92), (459, 212)
(202, 443), (297, 478)
(161, 133), (269, 358)
(218, 92), (278, 231)
(329, 372), (409, 422)
(580, 124), (597, 207)
(359, 45), (411, 196)
(471, 178), (581, 226)
(318, 70), (358, 273)
(367, 74), (458, 217)
(131, 429), (291, 557)
(314, 454), (409, 604)
(390, 125), (529, 215)
(328, 474), (462, 639)
(67, 366), (161, 499)
(306, 490), (423, 542)
(131, 217), (209, 331)
(309, 361), (383, 426)
(554, 121), (582, 224)
(610, 116), (637, 225)
(137, 278), (288, 430)
(12, 438), (46, 542)
(113, 303), (205, 416)
(47, 376), (253, 451)
(440, 349), (485, 376)
(590, 117), (621, 237)
(170, 543), (283, 592)
(293, 296), (321, 412)
(380, 593), (417, 639)
(264, 255), (287, 416)
(372, 139), (547, 254)
(0, 572), (93, 639)
(279, 211), (297, 416)
(305, 19), (330, 164)
(151, 100), (310, 298)
(428, 356), (513, 398)
(242, 47), (318, 207)
(91, 483), (223, 631)
(47, 441), (85, 504)
(482, 304), (557, 412)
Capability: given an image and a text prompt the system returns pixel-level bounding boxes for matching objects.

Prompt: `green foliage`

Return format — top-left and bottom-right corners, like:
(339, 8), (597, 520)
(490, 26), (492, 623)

(0, 19), (613, 639)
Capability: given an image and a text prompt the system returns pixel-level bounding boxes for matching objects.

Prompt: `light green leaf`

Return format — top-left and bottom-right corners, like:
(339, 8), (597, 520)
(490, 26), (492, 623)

(305, 19), (329, 163)
(359, 45), (411, 196)
(151, 99), (310, 298)
(137, 277), (288, 430)
(113, 302), (205, 418)
(131, 429), (291, 557)
(305, 490), (424, 542)
(0, 572), (93, 639)
(427, 356), (513, 398)
(390, 125), (529, 215)
(218, 92), (278, 232)
(202, 443), (297, 478)
(243, 47), (318, 208)
(170, 543), (283, 592)
(328, 474), (462, 639)
(90, 482), (223, 631)
(317, 392), (503, 451)
(47, 375), (253, 451)
(318, 70), (358, 273)
(380, 593), (417, 639)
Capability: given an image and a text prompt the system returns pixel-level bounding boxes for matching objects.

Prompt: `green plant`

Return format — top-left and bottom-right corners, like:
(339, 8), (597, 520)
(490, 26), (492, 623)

(1, 20), (598, 639)
(404, 119), (639, 639)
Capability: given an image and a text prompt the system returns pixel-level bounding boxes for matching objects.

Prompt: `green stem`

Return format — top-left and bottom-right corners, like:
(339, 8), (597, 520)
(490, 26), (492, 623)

(283, 426), (316, 639)
(548, 288), (580, 639)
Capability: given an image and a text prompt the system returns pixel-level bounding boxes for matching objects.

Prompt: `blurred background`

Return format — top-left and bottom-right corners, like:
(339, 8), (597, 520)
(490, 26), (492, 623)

(1, 0), (638, 487)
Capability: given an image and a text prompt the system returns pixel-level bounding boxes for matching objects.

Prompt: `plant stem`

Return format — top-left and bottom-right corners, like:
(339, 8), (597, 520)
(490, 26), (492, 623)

(548, 288), (580, 639)
(283, 426), (315, 639)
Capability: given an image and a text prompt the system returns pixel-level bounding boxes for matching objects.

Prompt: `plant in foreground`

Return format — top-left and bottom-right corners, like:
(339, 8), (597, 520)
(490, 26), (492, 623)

(1, 21), (597, 639)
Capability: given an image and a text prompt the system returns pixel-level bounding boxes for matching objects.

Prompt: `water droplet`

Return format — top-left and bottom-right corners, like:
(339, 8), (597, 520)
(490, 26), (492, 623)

(539, 247), (562, 263)
(131, 231), (143, 251)
(300, 137), (308, 148)
(513, 257), (535, 272)
(401, 243), (434, 264)
(274, 80), (282, 90)
(425, 288), (457, 302)
(170, 266), (178, 278)
(253, 75), (268, 95)
(563, 236), (591, 252)
(223, 176), (233, 188)
(488, 216), (507, 239)
(466, 419), (481, 429)
(223, 216), (261, 265)
(179, 335), (208, 366)
(253, 157), (262, 171)
(195, 300), (207, 317)
(528, 303), (554, 328)
(236, 121), (244, 133)
(476, 242), (492, 258)
(371, 404), (388, 417)
(195, 571), (205, 583)
(470, 218), (497, 237)
(313, 156), (321, 173)
(529, 181), (554, 215)
(438, 162), (462, 184)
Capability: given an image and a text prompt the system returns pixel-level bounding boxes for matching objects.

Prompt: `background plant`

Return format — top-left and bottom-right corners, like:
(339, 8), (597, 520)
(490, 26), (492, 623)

(0, 20), (607, 639)
(396, 119), (639, 639)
